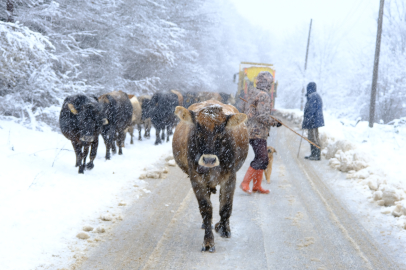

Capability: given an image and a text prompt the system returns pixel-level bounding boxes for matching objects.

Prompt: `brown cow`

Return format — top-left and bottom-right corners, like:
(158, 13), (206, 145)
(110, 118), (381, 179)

(169, 89), (184, 135)
(172, 100), (249, 252)
(126, 95), (143, 143)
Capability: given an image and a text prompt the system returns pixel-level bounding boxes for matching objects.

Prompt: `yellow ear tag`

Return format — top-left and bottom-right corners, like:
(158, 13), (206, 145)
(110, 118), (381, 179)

(68, 104), (78, 115)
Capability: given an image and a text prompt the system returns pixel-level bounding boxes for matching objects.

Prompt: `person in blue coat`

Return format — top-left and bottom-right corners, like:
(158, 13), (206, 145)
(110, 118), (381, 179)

(302, 82), (324, 160)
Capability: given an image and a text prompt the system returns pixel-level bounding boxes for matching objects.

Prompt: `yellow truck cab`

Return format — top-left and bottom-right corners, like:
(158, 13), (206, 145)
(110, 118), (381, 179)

(234, 62), (278, 112)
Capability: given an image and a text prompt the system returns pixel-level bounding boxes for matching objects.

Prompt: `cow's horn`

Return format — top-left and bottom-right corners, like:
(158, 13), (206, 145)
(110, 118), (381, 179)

(68, 104), (78, 115)
(102, 118), (109, 125)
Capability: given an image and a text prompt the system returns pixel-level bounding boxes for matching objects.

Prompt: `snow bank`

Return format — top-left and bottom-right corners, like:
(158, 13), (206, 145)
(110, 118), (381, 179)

(0, 118), (172, 269)
(276, 109), (406, 227)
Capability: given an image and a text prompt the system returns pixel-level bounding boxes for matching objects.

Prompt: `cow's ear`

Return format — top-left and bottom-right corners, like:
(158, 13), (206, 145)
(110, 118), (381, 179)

(68, 104), (78, 115)
(226, 113), (247, 129)
(175, 106), (193, 124)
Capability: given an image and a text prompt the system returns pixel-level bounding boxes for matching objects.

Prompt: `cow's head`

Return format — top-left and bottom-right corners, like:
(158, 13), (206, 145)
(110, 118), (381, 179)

(175, 105), (246, 169)
(67, 98), (108, 142)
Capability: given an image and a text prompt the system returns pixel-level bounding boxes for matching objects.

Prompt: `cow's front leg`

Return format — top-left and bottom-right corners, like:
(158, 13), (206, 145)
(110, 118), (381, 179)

(117, 130), (125, 155)
(137, 124), (142, 141)
(201, 188), (214, 229)
(146, 120), (151, 138)
(128, 126), (134, 144)
(215, 172), (236, 238)
(154, 128), (162, 145)
(79, 144), (90, 174)
(143, 122), (148, 138)
(191, 174), (215, 252)
(72, 141), (82, 167)
(161, 127), (166, 140)
(87, 137), (99, 170)
(111, 140), (117, 155)
(166, 125), (171, 142)
(102, 132), (111, 160)
(111, 130), (117, 155)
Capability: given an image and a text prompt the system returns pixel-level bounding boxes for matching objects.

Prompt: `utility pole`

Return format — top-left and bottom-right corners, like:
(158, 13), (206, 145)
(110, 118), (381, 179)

(369, 0), (385, 128)
(300, 19), (312, 111)
(6, 0), (14, 23)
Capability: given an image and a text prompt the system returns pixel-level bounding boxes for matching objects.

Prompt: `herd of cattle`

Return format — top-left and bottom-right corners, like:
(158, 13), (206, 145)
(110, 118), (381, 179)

(60, 90), (252, 252)
(59, 90), (235, 174)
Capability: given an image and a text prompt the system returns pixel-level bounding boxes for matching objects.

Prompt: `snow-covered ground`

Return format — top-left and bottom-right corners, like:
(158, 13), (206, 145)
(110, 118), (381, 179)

(0, 118), (172, 270)
(2, 108), (405, 269)
(276, 109), (406, 230)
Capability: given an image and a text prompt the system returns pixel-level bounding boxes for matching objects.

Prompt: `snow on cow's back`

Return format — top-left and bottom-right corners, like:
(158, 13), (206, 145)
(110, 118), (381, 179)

(188, 99), (239, 115)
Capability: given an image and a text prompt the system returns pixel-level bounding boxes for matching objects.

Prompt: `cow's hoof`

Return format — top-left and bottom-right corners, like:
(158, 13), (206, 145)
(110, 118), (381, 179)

(112, 149), (117, 155)
(86, 163), (94, 170)
(215, 222), (231, 238)
(130, 141), (133, 145)
(201, 245), (215, 253)
(119, 150), (123, 155)
(138, 138), (142, 141)
(106, 155), (111, 160)
(78, 166), (85, 174)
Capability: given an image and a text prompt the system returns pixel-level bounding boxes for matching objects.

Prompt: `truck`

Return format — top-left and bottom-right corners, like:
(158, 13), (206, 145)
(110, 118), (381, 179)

(234, 62), (278, 112)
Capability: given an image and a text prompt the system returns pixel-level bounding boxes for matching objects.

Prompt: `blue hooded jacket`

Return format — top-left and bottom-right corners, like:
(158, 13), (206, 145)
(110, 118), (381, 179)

(302, 82), (324, 129)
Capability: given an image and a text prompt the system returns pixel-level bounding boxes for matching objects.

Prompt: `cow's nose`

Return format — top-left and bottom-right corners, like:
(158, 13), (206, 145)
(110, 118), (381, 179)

(198, 154), (219, 168)
(203, 157), (216, 164)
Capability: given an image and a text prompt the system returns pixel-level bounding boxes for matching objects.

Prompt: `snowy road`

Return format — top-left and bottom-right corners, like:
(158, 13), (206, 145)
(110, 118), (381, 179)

(78, 125), (400, 270)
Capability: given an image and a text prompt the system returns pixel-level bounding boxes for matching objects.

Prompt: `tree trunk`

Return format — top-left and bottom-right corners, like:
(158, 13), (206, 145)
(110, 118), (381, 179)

(7, 0), (14, 23)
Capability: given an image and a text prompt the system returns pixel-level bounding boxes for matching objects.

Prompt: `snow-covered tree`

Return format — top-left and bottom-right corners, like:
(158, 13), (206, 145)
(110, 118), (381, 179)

(0, 0), (275, 127)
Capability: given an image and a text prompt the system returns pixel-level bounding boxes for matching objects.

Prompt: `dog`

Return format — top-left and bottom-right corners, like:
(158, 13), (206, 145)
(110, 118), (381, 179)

(264, 146), (277, 183)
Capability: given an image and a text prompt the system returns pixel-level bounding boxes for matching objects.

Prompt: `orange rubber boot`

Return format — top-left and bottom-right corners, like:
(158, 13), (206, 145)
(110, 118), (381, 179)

(240, 166), (255, 194)
(252, 169), (270, 194)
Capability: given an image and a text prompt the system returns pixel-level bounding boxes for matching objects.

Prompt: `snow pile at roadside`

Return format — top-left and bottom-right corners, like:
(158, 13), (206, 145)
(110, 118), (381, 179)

(0, 117), (173, 270)
(276, 109), (406, 228)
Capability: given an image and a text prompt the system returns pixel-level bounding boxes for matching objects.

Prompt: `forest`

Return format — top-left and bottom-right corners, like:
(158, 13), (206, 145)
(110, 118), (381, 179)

(0, 0), (405, 125)
(0, 0), (272, 127)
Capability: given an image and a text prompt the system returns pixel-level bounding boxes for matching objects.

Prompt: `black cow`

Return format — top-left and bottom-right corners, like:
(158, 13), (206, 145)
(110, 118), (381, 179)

(145, 92), (178, 145)
(183, 92), (200, 109)
(98, 91), (133, 159)
(138, 95), (152, 139)
(219, 92), (235, 105)
(59, 94), (107, 174)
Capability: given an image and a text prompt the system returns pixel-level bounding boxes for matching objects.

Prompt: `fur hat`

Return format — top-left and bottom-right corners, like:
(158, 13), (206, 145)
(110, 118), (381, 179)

(256, 71), (274, 90)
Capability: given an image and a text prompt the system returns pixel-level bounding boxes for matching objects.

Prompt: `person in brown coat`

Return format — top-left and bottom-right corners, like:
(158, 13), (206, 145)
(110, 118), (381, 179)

(240, 71), (282, 194)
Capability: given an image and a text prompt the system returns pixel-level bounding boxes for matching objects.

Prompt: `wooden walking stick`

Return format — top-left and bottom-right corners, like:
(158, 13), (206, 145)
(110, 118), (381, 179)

(297, 130), (304, 158)
(239, 97), (320, 149)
